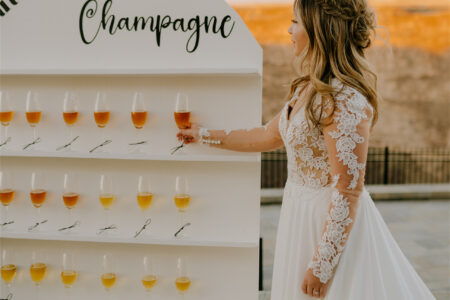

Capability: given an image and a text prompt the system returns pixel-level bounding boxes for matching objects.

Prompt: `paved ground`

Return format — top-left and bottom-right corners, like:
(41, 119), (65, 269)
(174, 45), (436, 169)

(259, 199), (450, 300)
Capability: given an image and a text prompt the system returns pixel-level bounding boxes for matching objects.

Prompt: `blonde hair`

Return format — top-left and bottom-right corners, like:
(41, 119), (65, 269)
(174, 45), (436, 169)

(288, 0), (379, 131)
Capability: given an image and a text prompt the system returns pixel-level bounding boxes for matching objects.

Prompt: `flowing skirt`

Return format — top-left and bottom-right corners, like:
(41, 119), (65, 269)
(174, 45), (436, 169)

(270, 179), (436, 300)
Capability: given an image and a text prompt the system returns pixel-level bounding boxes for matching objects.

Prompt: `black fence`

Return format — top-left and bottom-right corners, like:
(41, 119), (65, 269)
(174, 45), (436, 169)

(261, 147), (450, 188)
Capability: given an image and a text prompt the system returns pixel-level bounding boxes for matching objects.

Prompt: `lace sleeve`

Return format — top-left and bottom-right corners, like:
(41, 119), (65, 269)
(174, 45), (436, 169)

(197, 108), (285, 152)
(307, 87), (374, 284)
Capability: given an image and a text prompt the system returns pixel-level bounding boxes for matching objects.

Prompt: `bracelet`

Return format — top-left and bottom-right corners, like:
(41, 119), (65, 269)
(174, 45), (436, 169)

(199, 127), (222, 145)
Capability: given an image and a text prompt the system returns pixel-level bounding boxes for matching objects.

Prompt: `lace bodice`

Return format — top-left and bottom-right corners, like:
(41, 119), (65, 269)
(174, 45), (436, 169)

(279, 78), (374, 284)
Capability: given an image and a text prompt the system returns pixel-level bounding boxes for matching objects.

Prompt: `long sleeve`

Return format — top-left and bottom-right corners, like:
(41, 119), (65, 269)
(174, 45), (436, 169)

(199, 108), (285, 152)
(307, 88), (374, 284)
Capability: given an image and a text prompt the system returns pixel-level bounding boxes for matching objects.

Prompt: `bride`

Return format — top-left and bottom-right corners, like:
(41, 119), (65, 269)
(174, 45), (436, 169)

(177, 0), (435, 299)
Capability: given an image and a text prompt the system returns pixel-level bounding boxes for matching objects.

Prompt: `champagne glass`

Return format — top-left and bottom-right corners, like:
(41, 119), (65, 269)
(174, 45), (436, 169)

(94, 92), (110, 151)
(174, 176), (190, 238)
(62, 92), (79, 151)
(1, 248), (16, 297)
(141, 255), (157, 293)
(136, 175), (153, 236)
(0, 171), (14, 228)
(99, 174), (115, 233)
(175, 256), (191, 297)
(30, 171), (47, 231)
(172, 92), (191, 154)
(0, 90), (13, 146)
(30, 250), (47, 300)
(101, 253), (116, 297)
(61, 252), (77, 299)
(130, 92), (148, 153)
(62, 173), (79, 231)
(25, 91), (42, 149)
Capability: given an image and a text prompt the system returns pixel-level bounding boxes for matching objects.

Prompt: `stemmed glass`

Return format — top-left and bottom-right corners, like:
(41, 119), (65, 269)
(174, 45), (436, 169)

(25, 91), (42, 150)
(141, 255), (157, 293)
(61, 252), (77, 299)
(30, 250), (47, 300)
(174, 176), (191, 238)
(29, 172), (47, 232)
(60, 173), (79, 232)
(60, 92), (79, 151)
(1, 249), (16, 298)
(0, 171), (14, 228)
(135, 175), (153, 237)
(93, 92), (111, 153)
(0, 90), (13, 147)
(98, 174), (116, 234)
(130, 92), (148, 153)
(101, 253), (117, 298)
(175, 256), (191, 298)
(172, 92), (191, 154)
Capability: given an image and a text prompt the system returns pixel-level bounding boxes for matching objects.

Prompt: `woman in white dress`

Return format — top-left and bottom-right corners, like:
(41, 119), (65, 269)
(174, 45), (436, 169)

(177, 0), (436, 299)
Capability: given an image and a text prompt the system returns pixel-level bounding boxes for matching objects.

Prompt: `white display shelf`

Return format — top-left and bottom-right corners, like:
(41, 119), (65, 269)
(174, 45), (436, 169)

(1, 68), (261, 76)
(0, 150), (260, 162)
(0, 231), (258, 248)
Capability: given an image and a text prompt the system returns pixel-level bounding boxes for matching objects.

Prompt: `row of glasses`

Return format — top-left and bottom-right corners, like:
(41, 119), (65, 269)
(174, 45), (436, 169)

(1, 249), (191, 299)
(0, 90), (191, 154)
(0, 171), (191, 237)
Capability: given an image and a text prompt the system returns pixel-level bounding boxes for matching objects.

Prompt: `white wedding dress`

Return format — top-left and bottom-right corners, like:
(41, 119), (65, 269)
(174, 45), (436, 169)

(270, 78), (436, 300)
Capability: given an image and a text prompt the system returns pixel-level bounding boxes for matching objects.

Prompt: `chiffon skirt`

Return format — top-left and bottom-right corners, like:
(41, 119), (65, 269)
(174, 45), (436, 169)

(270, 179), (436, 300)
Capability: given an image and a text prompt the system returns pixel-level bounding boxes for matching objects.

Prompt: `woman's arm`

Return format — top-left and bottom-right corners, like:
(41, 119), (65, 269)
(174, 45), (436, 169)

(177, 109), (285, 153)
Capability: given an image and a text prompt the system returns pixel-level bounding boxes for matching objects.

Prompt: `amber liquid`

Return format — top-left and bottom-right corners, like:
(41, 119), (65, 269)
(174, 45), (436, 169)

(142, 275), (157, 290)
(131, 111), (147, 129)
(174, 194), (190, 212)
(30, 263), (47, 284)
(30, 189), (47, 208)
(99, 194), (114, 210)
(94, 111), (110, 128)
(137, 192), (153, 210)
(0, 189), (14, 206)
(175, 276), (191, 292)
(101, 273), (116, 289)
(174, 111), (191, 129)
(63, 192), (79, 209)
(26, 111), (42, 126)
(1, 264), (17, 283)
(61, 270), (77, 287)
(0, 111), (13, 126)
(63, 111), (79, 126)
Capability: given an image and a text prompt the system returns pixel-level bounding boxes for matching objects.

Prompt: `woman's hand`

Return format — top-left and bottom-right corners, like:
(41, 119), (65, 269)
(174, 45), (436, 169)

(301, 268), (328, 298)
(176, 122), (201, 144)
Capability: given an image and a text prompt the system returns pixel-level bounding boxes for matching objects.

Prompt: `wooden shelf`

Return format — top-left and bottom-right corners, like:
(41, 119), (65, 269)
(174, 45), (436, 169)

(0, 231), (258, 248)
(1, 68), (261, 76)
(0, 150), (260, 162)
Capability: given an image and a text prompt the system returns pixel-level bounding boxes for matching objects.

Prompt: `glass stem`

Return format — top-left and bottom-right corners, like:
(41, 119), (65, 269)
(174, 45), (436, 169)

(33, 126), (38, 140)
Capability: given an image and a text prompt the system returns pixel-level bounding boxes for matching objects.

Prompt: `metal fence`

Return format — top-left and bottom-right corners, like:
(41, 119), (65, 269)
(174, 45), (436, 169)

(261, 147), (450, 188)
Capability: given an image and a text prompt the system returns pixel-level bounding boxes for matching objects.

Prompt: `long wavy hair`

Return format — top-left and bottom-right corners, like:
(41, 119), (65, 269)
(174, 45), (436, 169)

(288, 0), (379, 131)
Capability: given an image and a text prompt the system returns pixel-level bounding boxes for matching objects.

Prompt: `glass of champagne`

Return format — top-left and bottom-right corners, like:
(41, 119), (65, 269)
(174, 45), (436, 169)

(61, 252), (77, 299)
(0, 90), (13, 147)
(30, 250), (47, 300)
(1, 249), (16, 297)
(173, 92), (191, 154)
(175, 256), (191, 297)
(174, 176), (191, 238)
(26, 91), (42, 148)
(99, 174), (115, 233)
(130, 92), (148, 153)
(142, 255), (157, 293)
(136, 175), (153, 236)
(62, 92), (79, 151)
(62, 173), (79, 231)
(101, 253), (117, 297)
(30, 171), (47, 231)
(0, 171), (14, 229)
(94, 91), (110, 152)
